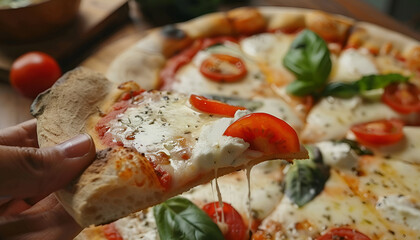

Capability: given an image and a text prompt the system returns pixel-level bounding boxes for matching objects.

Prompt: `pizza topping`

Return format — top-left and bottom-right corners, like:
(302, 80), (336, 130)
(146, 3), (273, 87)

(160, 37), (238, 90)
(382, 82), (420, 114)
(200, 54), (248, 82)
(202, 202), (247, 240)
(153, 197), (224, 240)
(301, 96), (406, 142)
(189, 94), (246, 117)
(317, 227), (371, 240)
(331, 48), (378, 82)
(223, 113), (300, 157)
(322, 73), (409, 99)
(316, 141), (358, 170)
(376, 194), (420, 231)
(103, 223), (123, 240)
(350, 119), (404, 146)
(283, 155), (330, 207)
(284, 30), (332, 96)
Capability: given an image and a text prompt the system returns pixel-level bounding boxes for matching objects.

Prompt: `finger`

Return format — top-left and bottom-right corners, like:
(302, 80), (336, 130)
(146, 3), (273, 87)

(0, 134), (96, 199)
(0, 119), (38, 148)
(0, 200), (31, 216)
(0, 194), (81, 240)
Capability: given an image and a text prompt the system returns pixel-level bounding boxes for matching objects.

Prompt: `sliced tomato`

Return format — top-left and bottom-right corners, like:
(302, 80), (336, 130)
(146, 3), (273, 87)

(350, 119), (404, 146)
(103, 223), (123, 240)
(159, 37), (238, 90)
(317, 227), (371, 240)
(189, 94), (246, 117)
(202, 202), (247, 240)
(382, 82), (420, 114)
(200, 54), (247, 82)
(223, 113), (300, 155)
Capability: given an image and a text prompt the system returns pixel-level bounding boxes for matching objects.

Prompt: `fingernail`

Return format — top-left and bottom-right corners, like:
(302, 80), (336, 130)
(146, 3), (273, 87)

(58, 134), (92, 158)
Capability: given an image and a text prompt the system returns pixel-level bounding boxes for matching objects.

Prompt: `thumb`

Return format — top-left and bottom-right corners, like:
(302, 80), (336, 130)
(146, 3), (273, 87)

(0, 134), (96, 199)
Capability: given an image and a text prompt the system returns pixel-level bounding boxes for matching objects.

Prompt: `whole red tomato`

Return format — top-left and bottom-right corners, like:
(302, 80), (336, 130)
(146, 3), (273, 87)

(10, 51), (62, 99)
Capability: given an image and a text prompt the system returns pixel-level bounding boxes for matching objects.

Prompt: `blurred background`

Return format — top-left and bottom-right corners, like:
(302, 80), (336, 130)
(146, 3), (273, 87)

(363, 0), (420, 31)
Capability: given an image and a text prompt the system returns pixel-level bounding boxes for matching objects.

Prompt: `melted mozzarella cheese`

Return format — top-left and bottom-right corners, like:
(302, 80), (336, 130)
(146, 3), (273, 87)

(183, 160), (287, 223)
(107, 91), (251, 187)
(114, 210), (158, 240)
(374, 126), (420, 164)
(301, 97), (405, 142)
(172, 44), (268, 98)
(330, 48), (379, 82)
(259, 171), (398, 239)
(316, 141), (358, 170)
(240, 32), (294, 70)
(376, 195), (420, 231)
(338, 156), (420, 238)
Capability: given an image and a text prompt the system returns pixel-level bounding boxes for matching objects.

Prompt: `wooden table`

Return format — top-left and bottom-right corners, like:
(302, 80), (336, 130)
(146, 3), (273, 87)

(1, 0), (419, 129)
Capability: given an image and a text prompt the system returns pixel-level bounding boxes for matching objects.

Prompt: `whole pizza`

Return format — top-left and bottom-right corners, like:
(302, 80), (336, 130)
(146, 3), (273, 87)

(32, 6), (420, 240)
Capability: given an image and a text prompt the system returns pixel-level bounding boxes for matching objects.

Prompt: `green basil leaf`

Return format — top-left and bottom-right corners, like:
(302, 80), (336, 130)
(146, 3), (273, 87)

(286, 80), (319, 96)
(356, 73), (409, 92)
(322, 73), (409, 99)
(284, 158), (330, 207)
(154, 197), (224, 240)
(321, 82), (359, 98)
(284, 30), (332, 96)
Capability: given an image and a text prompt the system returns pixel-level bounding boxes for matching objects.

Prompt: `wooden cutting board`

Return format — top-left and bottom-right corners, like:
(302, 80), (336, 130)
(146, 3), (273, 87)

(0, 0), (129, 82)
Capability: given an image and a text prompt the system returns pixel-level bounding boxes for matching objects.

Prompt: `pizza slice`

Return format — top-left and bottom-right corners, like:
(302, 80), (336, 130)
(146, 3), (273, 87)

(30, 67), (307, 227)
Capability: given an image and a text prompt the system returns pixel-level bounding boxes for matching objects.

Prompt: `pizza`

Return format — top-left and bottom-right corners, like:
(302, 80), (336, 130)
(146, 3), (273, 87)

(36, 6), (420, 240)
(30, 67), (307, 227)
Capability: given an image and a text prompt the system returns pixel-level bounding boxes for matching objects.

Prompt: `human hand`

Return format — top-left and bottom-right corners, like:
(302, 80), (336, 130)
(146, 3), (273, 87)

(0, 119), (96, 240)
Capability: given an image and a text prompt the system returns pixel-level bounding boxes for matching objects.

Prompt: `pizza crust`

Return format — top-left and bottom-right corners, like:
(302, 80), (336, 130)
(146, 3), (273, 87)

(31, 67), (113, 147)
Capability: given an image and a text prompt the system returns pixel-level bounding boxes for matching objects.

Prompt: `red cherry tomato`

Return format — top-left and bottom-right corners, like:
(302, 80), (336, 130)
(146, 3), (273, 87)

(317, 227), (371, 240)
(381, 82), (420, 114)
(202, 202), (247, 240)
(350, 119), (404, 146)
(189, 94), (246, 117)
(200, 54), (247, 82)
(159, 37), (238, 90)
(10, 51), (62, 99)
(103, 223), (123, 240)
(223, 113), (300, 155)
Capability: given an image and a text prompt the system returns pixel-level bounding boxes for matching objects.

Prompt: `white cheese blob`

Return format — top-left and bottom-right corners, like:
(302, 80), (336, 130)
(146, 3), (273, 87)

(172, 44), (267, 98)
(240, 32), (294, 70)
(330, 48), (379, 82)
(114, 210), (158, 240)
(301, 96), (404, 142)
(373, 126), (420, 164)
(109, 92), (213, 156)
(192, 110), (252, 170)
(376, 194), (420, 231)
(316, 141), (358, 170)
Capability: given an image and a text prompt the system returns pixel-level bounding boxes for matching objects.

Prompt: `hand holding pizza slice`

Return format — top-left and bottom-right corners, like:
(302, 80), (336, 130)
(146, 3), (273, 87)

(30, 67), (307, 227)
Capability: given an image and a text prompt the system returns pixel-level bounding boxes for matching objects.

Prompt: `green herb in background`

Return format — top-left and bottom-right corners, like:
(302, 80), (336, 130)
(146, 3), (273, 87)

(154, 197), (224, 240)
(283, 29), (332, 96)
(322, 73), (409, 99)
